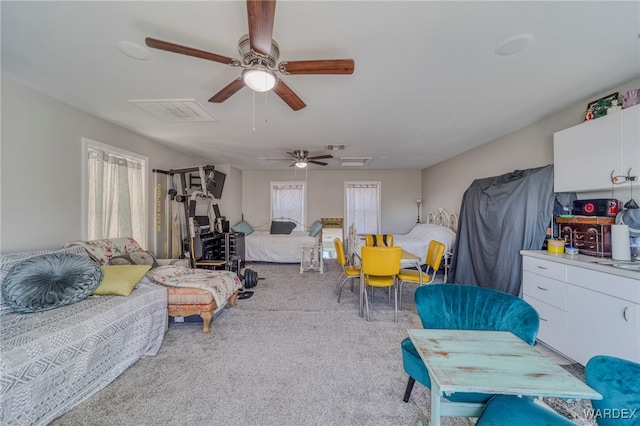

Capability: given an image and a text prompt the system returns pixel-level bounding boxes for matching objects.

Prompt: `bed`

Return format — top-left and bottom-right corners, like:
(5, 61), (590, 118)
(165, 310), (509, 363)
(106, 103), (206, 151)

(0, 246), (167, 426)
(240, 219), (321, 263)
(351, 208), (458, 270)
(245, 231), (319, 263)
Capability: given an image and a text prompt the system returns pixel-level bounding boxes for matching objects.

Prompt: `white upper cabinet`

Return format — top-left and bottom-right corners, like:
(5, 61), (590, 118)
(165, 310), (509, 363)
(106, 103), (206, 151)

(553, 104), (640, 193)
(622, 103), (640, 180)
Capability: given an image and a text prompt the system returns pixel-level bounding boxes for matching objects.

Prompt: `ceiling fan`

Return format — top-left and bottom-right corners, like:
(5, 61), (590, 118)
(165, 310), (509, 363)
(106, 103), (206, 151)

(145, 0), (355, 111)
(285, 150), (333, 168)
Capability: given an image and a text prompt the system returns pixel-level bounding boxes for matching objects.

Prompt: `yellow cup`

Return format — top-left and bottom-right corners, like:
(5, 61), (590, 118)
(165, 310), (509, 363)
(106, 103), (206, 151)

(547, 239), (565, 254)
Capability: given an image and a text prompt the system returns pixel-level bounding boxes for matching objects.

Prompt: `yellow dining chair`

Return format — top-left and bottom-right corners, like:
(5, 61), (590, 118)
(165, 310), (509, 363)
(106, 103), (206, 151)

(364, 234), (394, 247)
(361, 245), (402, 322)
(334, 238), (361, 303)
(397, 240), (446, 310)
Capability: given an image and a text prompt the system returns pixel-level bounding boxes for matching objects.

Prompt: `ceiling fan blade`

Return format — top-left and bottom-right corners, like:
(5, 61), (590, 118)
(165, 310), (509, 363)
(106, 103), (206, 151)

(273, 80), (306, 111)
(208, 78), (245, 103)
(308, 154), (333, 160)
(309, 160), (328, 166)
(247, 0), (276, 56)
(279, 59), (355, 75)
(145, 37), (238, 65)
(286, 151), (299, 158)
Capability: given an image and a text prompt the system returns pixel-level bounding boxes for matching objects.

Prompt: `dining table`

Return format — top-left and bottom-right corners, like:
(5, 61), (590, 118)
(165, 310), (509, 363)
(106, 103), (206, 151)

(358, 248), (421, 317)
(407, 328), (602, 426)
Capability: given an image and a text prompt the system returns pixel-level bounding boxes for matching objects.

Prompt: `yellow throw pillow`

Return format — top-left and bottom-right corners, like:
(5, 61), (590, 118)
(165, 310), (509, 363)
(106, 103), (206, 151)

(93, 265), (151, 296)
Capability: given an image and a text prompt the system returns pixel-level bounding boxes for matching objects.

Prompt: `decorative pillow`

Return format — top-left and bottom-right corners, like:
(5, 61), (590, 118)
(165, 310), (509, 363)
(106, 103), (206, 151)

(109, 251), (159, 268)
(270, 221), (297, 235)
(309, 220), (323, 237)
(1, 253), (103, 313)
(92, 265), (151, 296)
(64, 238), (143, 265)
(231, 220), (254, 236)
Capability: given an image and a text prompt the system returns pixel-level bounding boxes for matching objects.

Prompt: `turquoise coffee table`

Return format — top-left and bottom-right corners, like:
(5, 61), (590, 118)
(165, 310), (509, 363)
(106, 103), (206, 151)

(407, 329), (602, 426)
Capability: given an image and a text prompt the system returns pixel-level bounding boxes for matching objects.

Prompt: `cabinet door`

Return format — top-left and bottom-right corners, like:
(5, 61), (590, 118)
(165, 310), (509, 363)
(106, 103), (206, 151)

(567, 284), (639, 365)
(622, 104), (640, 179)
(553, 112), (623, 192)
(524, 295), (568, 354)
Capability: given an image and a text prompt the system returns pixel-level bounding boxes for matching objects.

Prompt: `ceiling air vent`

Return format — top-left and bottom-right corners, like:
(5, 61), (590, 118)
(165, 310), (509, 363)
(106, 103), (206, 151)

(325, 144), (346, 151)
(129, 99), (219, 122)
(339, 157), (372, 167)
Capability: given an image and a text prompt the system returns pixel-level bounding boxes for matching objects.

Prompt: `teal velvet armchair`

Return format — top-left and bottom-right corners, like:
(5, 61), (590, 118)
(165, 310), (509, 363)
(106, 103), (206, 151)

(401, 284), (540, 403)
(586, 355), (640, 426)
(475, 355), (640, 425)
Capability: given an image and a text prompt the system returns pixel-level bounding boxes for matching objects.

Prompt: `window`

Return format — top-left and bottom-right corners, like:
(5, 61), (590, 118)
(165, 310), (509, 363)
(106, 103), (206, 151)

(270, 181), (306, 230)
(344, 181), (381, 235)
(83, 138), (148, 247)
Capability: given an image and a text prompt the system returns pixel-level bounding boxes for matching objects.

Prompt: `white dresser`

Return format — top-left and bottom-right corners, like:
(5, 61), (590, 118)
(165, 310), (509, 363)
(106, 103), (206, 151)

(521, 250), (639, 365)
(320, 218), (343, 259)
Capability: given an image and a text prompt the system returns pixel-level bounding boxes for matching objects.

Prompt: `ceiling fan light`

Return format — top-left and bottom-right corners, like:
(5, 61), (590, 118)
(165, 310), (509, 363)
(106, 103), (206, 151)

(243, 67), (277, 92)
(295, 161), (308, 168)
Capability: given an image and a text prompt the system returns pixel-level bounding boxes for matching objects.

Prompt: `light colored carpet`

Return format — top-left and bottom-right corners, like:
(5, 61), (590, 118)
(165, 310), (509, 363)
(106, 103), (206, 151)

(51, 262), (592, 426)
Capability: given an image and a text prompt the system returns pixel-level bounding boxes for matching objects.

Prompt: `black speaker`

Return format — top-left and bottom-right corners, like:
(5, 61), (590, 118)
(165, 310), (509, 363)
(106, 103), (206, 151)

(572, 199), (621, 217)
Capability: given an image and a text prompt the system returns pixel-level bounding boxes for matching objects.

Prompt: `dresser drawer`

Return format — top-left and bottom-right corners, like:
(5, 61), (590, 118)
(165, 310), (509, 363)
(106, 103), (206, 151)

(522, 272), (567, 310)
(321, 228), (343, 244)
(524, 296), (567, 354)
(522, 256), (567, 281)
(321, 234), (335, 243)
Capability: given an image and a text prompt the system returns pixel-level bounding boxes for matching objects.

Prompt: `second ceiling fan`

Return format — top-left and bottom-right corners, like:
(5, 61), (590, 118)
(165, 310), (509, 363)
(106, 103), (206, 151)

(146, 0), (355, 111)
(287, 150), (333, 168)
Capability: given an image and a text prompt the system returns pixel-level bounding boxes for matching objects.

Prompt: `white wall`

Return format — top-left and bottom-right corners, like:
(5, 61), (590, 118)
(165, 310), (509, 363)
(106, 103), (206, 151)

(0, 77), (205, 254)
(214, 163), (243, 226)
(5, 74), (636, 254)
(421, 77), (640, 215)
(242, 168), (422, 235)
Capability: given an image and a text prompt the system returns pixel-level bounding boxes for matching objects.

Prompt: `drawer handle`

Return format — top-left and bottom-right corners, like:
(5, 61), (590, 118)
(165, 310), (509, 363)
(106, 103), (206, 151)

(623, 307), (629, 322)
(537, 286), (548, 291)
(536, 266), (548, 270)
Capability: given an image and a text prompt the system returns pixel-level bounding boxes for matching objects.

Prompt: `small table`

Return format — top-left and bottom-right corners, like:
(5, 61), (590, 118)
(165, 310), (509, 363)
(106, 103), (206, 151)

(300, 245), (323, 274)
(407, 329), (602, 426)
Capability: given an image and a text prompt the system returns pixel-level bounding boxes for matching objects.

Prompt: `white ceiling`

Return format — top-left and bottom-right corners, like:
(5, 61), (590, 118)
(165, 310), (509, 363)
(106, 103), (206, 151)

(2, 1), (639, 170)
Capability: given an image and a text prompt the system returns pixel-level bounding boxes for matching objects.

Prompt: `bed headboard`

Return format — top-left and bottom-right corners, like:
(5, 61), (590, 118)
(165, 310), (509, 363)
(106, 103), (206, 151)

(251, 217), (307, 232)
(247, 217), (321, 243)
(425, 208), (458, 233)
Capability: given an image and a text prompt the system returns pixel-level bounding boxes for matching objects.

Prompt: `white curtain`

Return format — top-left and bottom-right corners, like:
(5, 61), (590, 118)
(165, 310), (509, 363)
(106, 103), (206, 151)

(271, 181), (305, 230)
(87, 147), (145, 245)
(345, 182), (380, 235)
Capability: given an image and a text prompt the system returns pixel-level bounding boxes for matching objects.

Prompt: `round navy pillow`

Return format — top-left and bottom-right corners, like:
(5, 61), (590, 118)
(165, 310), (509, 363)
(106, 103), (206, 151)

(2, 253), (103, 313)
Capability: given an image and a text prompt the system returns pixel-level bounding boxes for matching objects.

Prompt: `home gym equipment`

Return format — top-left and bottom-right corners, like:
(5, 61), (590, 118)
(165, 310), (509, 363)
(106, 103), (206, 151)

(228, 255), (260, 299)
(153, 165), (255, 299)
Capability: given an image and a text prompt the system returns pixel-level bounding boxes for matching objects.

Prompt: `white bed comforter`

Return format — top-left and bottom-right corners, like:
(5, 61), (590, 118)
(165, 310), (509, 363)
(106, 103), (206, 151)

(245, 231), (317, 263)
(356, 224), (456, 266)
(395, 223), (456, 260)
